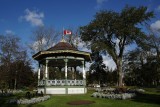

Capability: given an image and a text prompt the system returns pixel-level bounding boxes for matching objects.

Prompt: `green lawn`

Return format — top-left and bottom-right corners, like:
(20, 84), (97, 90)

(1, 88), (160, 107)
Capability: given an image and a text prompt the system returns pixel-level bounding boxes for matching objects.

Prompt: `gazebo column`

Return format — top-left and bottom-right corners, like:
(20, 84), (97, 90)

(82, 60), (86, 86)
(38, 63), (41, 86)
(64, 59), (68, 85)
(45, 60), (49, 79)
(44, 60), (49, 94)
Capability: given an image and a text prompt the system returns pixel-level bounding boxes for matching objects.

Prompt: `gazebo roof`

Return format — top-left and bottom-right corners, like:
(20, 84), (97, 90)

(32, 39), (91, 61)
(47, 39), (78, 51)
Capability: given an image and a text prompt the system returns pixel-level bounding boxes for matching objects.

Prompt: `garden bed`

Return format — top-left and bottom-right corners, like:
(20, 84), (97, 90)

(91, 92), (136, 99)
(7, 95), (50, 105)
(91, 87), (145, 100)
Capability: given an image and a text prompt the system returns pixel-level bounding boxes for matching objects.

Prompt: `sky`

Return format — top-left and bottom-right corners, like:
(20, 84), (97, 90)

(0, 0), (160, 70)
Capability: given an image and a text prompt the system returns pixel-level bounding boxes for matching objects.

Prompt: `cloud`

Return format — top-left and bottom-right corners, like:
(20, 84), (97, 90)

(72, 37), (91, 52)
(150, 20), (160, 31)
(85, 62), (92, 71)
(95, 0), (107, 9)
(76, 55), (116, 72)
(76, 62), (92, 72)
(32, 37), (47, 51)
(102, 55), (116, 70)
(20, 9), (44, 26)
(97, 0), (107, 5)
(5, 30), (15, 35)
(156, 5), (160, 11)
(77, 41), (91, 52)
(73, 37), (116, 70)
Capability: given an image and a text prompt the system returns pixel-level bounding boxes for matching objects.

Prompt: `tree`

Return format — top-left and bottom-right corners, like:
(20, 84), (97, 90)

(124, 46), (160, 86)
(64, 28), (82, 49)
(0, 34), (34, 89)
(89, 51), (107, 85)
(80, 6), (154, 87)
(146, 30), (160, 86)
(0, 34), (21, 89)
(146, 25), (160, 62)
(29, 26), (59, 81)
(29, 26), (58, 53)
(123, 48), (147, 86)
(139, 25), (160, 86)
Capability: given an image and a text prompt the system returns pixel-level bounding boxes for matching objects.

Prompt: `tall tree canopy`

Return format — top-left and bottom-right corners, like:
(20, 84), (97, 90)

(29, 26), (58, 54)
(124, 46), (160, 86)
(89, 51), (107, 85)
(0, 34), (34, 89)
(80, 6), (154, 87)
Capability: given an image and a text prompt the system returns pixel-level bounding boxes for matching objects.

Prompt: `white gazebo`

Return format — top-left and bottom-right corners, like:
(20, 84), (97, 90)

(32, 39), (91, 94)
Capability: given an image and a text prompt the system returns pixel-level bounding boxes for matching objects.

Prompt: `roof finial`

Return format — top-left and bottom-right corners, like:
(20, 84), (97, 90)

(60, 38), (66, 42)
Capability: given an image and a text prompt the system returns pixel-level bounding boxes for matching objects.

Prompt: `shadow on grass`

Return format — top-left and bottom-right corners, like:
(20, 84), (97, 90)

(0, 104), (45, 107)
(0, 102), (45, 107)
(26, 104), (45, 107)
(132, 93), (160, 105)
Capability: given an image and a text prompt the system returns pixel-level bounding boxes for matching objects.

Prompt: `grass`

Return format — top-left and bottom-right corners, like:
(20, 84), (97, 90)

(0, 88), (160, 107)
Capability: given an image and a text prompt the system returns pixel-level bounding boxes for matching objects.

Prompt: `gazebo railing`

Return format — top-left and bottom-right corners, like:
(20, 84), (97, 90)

(39, 79), (85, 86)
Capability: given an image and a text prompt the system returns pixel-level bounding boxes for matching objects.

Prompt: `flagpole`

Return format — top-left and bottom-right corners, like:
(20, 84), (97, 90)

(62, 27), (64, 40)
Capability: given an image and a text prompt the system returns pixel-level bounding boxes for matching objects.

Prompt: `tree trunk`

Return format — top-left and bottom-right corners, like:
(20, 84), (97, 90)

(116, 57), (123, 87)
(14, 71), (17, 90)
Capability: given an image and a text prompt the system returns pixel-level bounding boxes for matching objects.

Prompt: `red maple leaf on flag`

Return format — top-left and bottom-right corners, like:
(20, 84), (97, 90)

(64, 30), (72, 35)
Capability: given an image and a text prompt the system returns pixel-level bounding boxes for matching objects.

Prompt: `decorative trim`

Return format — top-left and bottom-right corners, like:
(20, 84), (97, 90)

(46, 56), (84, 61)
(33, 50), (91, 61)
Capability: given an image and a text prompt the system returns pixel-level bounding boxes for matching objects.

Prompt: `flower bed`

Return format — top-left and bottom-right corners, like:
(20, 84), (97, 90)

(91, 92), (136, 100)
(7, 95), (50, 105)
(0, 90), (23, 97)
(91, 87), (145, 100)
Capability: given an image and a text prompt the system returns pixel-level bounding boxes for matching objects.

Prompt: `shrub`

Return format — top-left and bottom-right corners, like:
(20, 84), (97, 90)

(40, 91), (43, 97)
(25, 92), (31, 99)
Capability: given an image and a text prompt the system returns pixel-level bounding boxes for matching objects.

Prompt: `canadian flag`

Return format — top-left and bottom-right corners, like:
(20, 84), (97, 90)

(64, 30), (72, 35)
